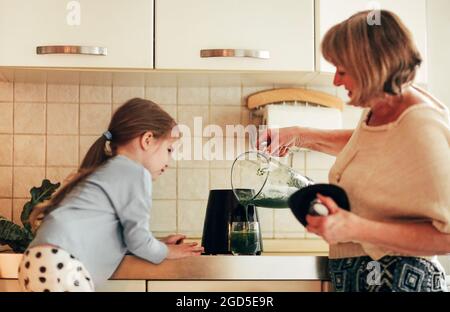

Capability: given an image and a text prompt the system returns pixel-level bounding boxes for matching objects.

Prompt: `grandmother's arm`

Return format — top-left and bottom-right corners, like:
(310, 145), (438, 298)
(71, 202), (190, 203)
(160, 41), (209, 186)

(354, 218), (450, 256)
(306, 195), (450, 256)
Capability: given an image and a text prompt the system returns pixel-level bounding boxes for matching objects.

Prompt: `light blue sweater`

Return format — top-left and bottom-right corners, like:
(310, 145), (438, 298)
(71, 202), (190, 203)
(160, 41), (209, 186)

(30, 155), (168, 288)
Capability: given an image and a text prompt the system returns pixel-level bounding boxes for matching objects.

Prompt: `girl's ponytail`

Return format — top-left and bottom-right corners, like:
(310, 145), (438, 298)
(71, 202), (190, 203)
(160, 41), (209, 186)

(80, 133), (113, 169)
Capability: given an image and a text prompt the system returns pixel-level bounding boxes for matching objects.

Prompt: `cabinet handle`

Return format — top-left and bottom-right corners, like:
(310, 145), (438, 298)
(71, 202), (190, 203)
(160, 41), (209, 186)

(200, 49), (269, 59)
(36, 45), (107, 56)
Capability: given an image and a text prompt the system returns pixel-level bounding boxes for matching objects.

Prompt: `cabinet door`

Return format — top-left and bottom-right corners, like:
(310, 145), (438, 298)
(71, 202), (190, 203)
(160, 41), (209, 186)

(0, 0), (153, 68)
(147, 280), (322, 292)
(155, 0), (314, 71)
(316, 0), (427, 83)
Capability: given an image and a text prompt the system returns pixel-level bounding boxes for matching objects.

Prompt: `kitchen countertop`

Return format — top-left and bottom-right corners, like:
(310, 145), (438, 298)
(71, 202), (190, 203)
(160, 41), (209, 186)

(0, 253), (330, 280)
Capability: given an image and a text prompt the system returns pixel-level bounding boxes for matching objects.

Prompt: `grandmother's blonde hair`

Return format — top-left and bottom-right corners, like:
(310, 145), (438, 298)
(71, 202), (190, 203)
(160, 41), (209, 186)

(321, 10), (422, 106)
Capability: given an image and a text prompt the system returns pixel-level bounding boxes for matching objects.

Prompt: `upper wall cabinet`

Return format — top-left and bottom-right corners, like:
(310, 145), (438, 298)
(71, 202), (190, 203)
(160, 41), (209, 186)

(155, 0), (314, 71)
(0, 0), (154, 68)
(316, 0), (428, 83)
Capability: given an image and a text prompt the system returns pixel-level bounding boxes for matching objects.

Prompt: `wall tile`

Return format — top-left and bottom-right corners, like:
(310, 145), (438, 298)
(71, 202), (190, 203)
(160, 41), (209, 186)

(0, 199), (12, 221)
(14, 103), (46, 134)
(14, 135), (45, 166)
(13, 198), (28, 225)
(292, 152), (306, 172)
(0, 81), (13, 102)
(178, 169), (209, 200)
(210, 169), (233, 190)
(0, 102), (13, 133)
(177, 106), (209, 136)
(14, 83), (46, 102)
(46, 167), (77, 185)
(0, 167), (12, 197)
(258, 208), (274, 239)
(177, 160), (209, 169)
(274, 209), (306, 238)
(47, 136), (79, 166)
(112, 86), (145, 104)
(47, 84), (79, 103)
(342, 106), (363, 129)
(178, 87), (209, 105)
(80, 104), (112, 135)
(80, 85), (112, 104)
(153, 169), (177, 200)
(13, 167), (46, 198)
(160, 105), (177, 120)
(145, 86), (177, 105)
(210, 86), (241, 106)
(150, 200), (177, 233)
(79, 136), (98, 163)
(306, 151), (336, 171)
(177, 200), (207, 236)
(210, 106), (243, 135)
(0, 135), (13, 166)
(47, 103), (79, 135)
(305, 170), (330, 184)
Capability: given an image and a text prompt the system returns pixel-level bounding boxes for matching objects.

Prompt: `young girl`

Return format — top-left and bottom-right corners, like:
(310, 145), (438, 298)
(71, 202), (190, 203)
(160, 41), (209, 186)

(17, 98), (203, 292)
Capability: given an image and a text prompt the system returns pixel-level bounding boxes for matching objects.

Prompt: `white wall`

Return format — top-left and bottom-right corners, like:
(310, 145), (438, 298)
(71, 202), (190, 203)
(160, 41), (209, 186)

(427, 0), (450, 108)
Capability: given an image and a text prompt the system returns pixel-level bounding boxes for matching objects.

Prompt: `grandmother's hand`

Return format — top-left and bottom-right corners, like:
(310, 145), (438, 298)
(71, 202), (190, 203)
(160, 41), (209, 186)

(306, 194), (361, 245)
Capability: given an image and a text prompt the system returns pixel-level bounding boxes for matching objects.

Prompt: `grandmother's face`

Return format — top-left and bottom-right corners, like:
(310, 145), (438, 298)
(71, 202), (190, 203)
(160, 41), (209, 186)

(333, 66), (356, 100)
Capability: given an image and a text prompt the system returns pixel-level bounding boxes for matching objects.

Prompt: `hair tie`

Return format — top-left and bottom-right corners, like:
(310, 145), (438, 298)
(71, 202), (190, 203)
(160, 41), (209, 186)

(103, 130), (113, 141)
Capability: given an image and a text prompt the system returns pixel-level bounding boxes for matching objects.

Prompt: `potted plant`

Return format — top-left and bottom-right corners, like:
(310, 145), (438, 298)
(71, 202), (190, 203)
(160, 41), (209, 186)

(0, 179), (60, 253)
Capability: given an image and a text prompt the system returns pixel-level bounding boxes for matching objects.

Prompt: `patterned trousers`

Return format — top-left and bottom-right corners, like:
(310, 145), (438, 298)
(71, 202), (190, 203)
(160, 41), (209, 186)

(329, 256), (448, 292)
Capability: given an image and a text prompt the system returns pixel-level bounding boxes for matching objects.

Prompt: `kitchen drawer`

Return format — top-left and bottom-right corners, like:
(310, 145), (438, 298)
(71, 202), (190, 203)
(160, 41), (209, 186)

(155, 0), (314, 71)
(0, 0), (153, 68)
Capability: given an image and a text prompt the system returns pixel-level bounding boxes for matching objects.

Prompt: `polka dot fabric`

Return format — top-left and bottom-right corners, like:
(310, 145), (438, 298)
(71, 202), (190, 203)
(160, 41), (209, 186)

(18, 246), (95, 292)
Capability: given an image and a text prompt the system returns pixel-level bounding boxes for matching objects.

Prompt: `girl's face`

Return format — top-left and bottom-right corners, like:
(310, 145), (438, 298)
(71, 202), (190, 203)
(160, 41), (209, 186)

(140, 129), (179, 181)
(333, 65), (356, 100)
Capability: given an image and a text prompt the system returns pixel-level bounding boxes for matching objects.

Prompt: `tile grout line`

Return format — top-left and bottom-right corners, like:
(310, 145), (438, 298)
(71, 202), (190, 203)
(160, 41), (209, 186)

(11, 79), (15, 221)
(175, 84), (179, 233)
(44, 77), (48, 179)
(78, 79), (81, 168)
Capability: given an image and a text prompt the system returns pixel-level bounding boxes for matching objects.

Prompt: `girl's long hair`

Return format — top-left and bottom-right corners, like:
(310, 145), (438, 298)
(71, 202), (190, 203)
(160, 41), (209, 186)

(30, 98), (177, 228)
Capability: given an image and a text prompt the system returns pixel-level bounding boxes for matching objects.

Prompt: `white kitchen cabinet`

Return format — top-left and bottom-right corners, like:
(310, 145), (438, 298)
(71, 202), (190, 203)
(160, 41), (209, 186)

(0, 0), (153, 68)
(155, 0), (314, 71)
(316, 0), (428, 83)
(147, 280), (322, 292)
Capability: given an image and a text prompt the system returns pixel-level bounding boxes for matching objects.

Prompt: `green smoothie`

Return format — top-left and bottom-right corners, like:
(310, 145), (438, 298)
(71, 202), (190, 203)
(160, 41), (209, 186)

(230, 230), (260, 255)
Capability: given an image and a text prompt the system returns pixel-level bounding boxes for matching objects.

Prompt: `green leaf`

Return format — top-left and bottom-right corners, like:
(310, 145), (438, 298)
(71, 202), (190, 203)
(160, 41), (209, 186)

(21, 179), (60, 231)
(0, 217), (32, 253)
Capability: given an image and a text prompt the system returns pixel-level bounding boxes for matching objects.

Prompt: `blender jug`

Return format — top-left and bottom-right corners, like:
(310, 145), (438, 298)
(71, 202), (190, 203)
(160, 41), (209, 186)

(231, 151), (314, 208)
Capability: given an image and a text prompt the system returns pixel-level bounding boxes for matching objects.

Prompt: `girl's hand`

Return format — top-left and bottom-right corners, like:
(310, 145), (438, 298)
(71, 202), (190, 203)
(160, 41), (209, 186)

(257, 126), (302, 157)
(305, 194), (361, 245)
(166, 242), (204, 259)
(162, 234), (186, 245)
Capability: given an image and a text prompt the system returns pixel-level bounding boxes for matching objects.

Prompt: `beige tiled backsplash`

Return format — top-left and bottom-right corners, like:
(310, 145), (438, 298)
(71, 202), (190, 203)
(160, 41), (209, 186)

(0, 78), (362, 239)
